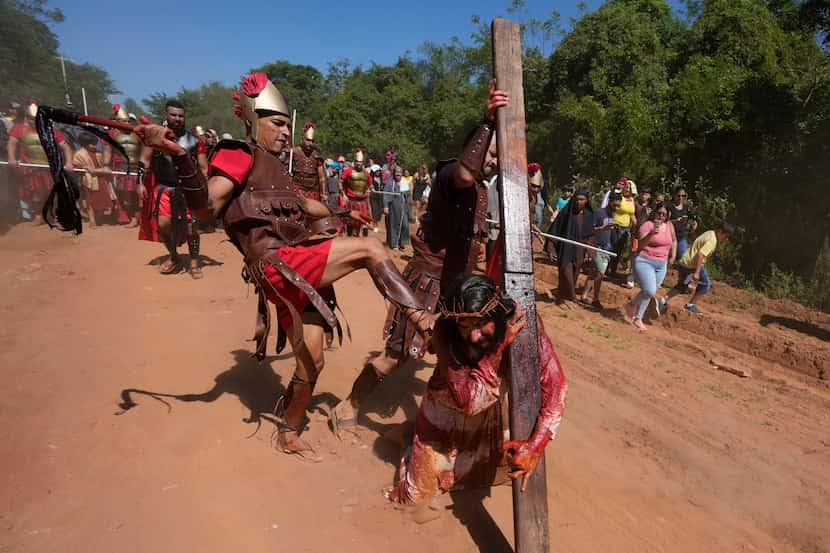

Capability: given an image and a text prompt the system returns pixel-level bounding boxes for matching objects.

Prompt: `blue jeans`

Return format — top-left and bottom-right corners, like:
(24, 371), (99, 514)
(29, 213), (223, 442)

(632, 255), (668, 319)
(675, 265), (710, 295)
(675, 238), (689, 260)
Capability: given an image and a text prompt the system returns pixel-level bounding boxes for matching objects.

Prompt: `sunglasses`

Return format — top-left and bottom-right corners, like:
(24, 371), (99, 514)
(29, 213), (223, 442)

(676, 194), (687, 198)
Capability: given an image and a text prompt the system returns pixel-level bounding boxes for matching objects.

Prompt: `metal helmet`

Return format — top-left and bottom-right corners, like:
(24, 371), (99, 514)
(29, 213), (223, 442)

(235, 72), (290, 142)
(25, 100), (38, 118)
(193, 125), (205, 137)
(303, 122), (315, 141)
(354, 148), (365, 163)
(112, 103), (129, 121)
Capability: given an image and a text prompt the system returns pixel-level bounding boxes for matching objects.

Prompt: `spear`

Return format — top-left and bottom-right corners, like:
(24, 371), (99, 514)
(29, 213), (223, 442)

(0, 160), (132, 176)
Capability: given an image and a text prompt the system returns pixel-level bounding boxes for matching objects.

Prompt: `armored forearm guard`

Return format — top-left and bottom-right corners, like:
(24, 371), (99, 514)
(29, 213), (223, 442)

(329, 205), (351, 219)
(173, 153), (209, 212)
(137, 161), (146, 184)
(458, 121), (494, 178)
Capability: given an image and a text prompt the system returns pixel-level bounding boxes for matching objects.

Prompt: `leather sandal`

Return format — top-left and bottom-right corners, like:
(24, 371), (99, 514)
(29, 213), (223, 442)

(159, 256), (183, 275)
(274, 426), (323, 463)
(329, 403), (360, 441)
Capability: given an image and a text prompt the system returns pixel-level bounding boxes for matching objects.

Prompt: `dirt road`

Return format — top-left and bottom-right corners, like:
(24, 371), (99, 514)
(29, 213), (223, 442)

(0, 223), (827, 552)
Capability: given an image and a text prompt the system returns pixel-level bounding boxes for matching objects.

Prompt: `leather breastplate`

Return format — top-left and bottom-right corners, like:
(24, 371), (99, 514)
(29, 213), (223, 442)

(20, 127), (48, 164)
(113, 130), (141, 163)
(292, 147), (320, 192)
(346, 170), (369, 197)
(152, 131), (200, 185)
(222, 143), (312, 263)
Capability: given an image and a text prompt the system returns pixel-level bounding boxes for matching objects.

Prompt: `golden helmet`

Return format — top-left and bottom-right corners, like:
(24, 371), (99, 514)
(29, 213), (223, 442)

(354, 148), (365, 163)
(236, 72), (290, 141)
(529, 171), (543, 187)
(303, 122), (315, 141)
(112, 103), (129, 121)
(193, 125), (205, 137)
(25, 100), (38, 118)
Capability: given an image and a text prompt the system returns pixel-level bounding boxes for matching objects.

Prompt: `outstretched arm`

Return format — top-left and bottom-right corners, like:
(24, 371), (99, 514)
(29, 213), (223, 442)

(453, 79), (508, 189)
(503, 314), (567, 491)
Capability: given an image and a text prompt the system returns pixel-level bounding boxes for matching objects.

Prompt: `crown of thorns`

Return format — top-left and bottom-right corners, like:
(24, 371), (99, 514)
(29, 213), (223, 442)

(438, 288), (503, 319)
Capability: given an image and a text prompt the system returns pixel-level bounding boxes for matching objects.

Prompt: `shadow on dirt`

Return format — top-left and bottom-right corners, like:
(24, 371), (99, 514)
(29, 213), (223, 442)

(759, 314), (830, 342)
(116, 349), (292, 431)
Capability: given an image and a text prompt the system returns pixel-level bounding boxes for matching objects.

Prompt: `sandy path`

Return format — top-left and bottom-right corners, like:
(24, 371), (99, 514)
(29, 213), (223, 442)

(0, 224), (827, 553)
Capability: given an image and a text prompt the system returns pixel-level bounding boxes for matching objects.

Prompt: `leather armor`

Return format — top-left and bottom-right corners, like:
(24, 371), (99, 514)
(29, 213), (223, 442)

(291, 146), (323, 195)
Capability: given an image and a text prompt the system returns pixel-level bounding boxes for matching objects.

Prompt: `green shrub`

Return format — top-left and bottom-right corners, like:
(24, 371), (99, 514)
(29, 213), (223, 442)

(761, 262), (810, 305)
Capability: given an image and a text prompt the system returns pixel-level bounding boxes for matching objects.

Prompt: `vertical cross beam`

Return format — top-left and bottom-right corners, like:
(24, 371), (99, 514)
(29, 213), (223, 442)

(492, 17), (551, 553)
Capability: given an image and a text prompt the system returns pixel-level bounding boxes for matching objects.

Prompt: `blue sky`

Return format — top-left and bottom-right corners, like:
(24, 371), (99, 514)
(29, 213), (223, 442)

(51, 0), (606, 105)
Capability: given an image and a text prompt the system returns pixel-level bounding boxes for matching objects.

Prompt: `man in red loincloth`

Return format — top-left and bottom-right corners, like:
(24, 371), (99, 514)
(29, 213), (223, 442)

(134, 72), (431, 459)
(6, 100), (73, 224)
(137, 100), (209, 278)
(103, 104), (143, 227)
(73, 132), (117, 227)
(291, 122), (326, 201)
(340, 148), (372, 237)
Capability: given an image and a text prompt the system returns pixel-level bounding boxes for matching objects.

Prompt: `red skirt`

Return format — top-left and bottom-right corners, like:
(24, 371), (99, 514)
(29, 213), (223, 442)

(345, 197), (369, 234)
(258, 239), (333, 330)
(112, 161), (139, 192)
(82, 184), (112, 211)
(18, 167), (51, 202)
(138, 177), (187, 245)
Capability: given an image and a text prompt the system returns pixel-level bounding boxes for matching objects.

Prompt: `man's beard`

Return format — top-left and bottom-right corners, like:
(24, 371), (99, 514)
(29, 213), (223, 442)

(459, 336), (496, 364)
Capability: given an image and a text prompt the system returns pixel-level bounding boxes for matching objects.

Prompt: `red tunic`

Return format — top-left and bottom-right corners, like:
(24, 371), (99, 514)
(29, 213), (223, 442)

(9, 124), (65, 202)
(210, 147), (334, 331)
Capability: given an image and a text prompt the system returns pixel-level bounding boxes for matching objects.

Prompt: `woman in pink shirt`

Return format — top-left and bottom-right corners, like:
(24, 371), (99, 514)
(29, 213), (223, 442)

(624, 205), (676, 330)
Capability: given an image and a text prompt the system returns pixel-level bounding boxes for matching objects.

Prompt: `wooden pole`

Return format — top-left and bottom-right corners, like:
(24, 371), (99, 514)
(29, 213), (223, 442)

(492, 18), (551, 553)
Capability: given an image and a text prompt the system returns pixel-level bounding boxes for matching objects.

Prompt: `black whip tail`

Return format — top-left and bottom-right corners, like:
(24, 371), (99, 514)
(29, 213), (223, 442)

(35, 106), (133, 234)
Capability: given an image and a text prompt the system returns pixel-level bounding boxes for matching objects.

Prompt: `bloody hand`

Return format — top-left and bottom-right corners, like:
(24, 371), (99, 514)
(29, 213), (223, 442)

(134, 124), (184, 156)
(503, 428), (549, 492)
(486, 79), (509, 121)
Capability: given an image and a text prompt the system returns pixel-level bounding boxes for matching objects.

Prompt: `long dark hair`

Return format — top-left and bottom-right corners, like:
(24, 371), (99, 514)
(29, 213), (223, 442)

(440, 273), (515, 345)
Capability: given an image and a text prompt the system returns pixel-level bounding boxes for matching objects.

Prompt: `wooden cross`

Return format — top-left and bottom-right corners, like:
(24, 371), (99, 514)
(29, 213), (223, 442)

(492, 17), (551, 553)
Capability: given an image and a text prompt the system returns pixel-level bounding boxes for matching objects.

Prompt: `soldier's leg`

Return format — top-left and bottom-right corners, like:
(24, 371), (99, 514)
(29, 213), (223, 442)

(278, 318), (325, 459)
(187, 221), (202, 279)
(157, 215), (181, 274)
(332, 350), (404, 438)
(320, 236), (430, 337)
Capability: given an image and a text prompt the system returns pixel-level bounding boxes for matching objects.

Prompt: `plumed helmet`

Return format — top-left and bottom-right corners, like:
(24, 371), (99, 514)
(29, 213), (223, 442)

(233, 72), (290, 141)
(303, 122), (315, 141)
(112, 103), (129, 121)
(354, 148), (365, 163)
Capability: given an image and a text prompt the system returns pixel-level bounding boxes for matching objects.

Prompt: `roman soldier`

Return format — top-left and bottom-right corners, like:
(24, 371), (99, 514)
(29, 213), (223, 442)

(340, 148), (372, 236)
(137, 100), (209, 279)
(134, 72), (431, 459)
(6, 100), (73, 223)
(104, 104), (143, 227)
(291, 122), (325, 200)
(331, 81), (507, 437)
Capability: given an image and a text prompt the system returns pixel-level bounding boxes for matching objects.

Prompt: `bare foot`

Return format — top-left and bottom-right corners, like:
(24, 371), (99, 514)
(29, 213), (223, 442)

(631, 318), (648, 331)
(330, 401), (360, 440)
(159, 256), (182, 275)
(276, 429), (322, 462)
(624, 301), (636, 320)
(189, 260), (203, 280)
